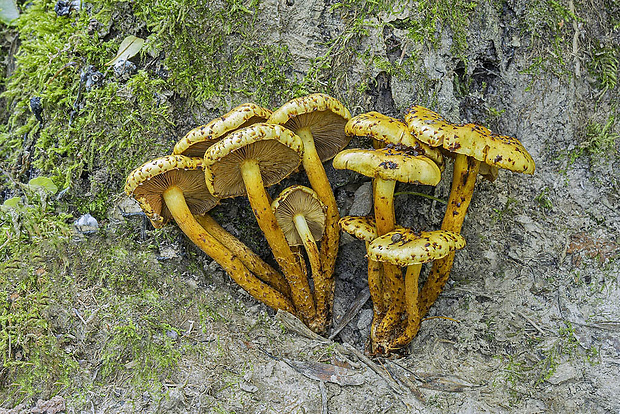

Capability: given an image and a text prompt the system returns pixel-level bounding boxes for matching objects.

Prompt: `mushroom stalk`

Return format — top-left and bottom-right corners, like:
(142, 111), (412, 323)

(390, 263), (422, 349)
(296, 127), (339, 322)
(372, 177), (406, 347)
(195, 214), (291, 298)
(239, 159), (317, 323)
(293, 213), (328, 329)
(162, 185), (295, 313)
(366, 241), (385, 343)
(418, 154), (480, 317)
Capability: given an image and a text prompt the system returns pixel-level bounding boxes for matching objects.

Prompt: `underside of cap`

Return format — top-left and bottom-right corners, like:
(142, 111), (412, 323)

(268, 93), (352, 161)
(203, 123), (303, 198)
(345, 111), (444, 169)
(273, 185), (327, 246)
(367, 229), (466, 266)
(173, 103), (272, 157)
(125, 155), (218, 226)
(332, 148), (441, 186)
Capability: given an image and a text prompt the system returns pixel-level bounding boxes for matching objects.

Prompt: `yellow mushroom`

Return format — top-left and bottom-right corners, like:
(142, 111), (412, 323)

(268, 93), (352, 295)
(125, 155), (295, 313)
(173, 103), (272, 157)
(404, 105), (535, 317)
(368, 228), (465, 351)
(273, 185), (329, 333)
(333, 148), (441, 347)
(203, 123), (317, 326)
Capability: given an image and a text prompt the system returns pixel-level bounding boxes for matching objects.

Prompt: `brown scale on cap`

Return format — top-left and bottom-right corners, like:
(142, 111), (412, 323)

(173, 103), (272, 158)
(345, 111), (444, 170)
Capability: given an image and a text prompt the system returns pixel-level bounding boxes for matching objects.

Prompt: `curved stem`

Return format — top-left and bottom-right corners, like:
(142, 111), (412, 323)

(297, 127), (339, 325)
(293, 213), (327, 332)
(366, 241), (385, 344)
(162, 186), (295, 313)
(195, 214), (291, 298)
(418, 154), (480, 317)
(390, 264), (422, 350)
(240, 159), (317, 325)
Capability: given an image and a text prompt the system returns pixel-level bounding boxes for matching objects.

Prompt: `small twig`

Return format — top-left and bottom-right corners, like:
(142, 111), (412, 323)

(0, 230), (12, 252)
(73, 308), (88, 325)
(385, 361), (426, 402)
(85, 307), (100, 325)
(185, 320), (195, 336)
(329, 290), (371, 340)
(517, 311), (546, 336)
(341, 343), (403, 395)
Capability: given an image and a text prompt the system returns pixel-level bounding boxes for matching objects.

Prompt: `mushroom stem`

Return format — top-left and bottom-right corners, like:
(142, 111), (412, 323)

(372, 177), (406, 348)
(418, 154), (480, 317)
(239, 159), (317, 324)
(293, 213), (328, 330)
(162, 185), (295, 313)
(195, 214), (292, 298)
(389, 263), (422, 349)
(366, 240), (385, 343)
(296, 127), (339, 323)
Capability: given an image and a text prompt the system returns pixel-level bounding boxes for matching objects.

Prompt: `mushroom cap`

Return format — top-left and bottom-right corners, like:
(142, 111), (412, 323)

(405, 105), (535, 174)
(173, 103), (272, 157)
(267, 93), (352, 161)
(339, 215), (378, 242)
(125, 155), (219, 228)
(444, 124), (535, 174)
(272, 185), (327, 246)
(404, 105), (457, 147)
(203, 123), (303, 198)
(345, 111), (444, 170)
(332, 148), (442, 186)
(367, 229), (466, 266)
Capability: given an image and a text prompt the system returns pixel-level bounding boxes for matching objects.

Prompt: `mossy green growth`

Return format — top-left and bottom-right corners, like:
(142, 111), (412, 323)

(0, 257), (78, 401)
(1, 0), (174, 218)
(131, 0), (305, 106)
(0, 225), (214, 405)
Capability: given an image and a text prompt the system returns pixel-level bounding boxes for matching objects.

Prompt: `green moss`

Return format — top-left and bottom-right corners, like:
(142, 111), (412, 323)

(0, 258), (78, 400)
(131, 0), (304, 106)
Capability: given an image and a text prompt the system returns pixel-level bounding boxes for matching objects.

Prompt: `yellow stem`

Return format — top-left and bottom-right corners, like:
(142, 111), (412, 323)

(372, 177), (405, 351)
(366, 241), (385, 344)
(418, 154), (480, 317)
(195, 214), (291, 298)
(389, 263), (422, 350)
(293, 213), (327, 332)
(297, 127), (339, 325)
(162, 186), (295, 313)
(240, 159), (317, 325)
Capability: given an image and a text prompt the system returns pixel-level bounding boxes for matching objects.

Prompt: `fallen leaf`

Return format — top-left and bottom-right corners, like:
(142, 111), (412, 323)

(284, 358), (365, 386)
(105, 35), (145, 67)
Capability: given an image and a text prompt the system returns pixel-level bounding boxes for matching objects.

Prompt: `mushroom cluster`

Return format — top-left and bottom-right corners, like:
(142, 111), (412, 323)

(125, 94), (351, 334)
(336, 108), (534, 354)
(124, 97), (534, 355)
